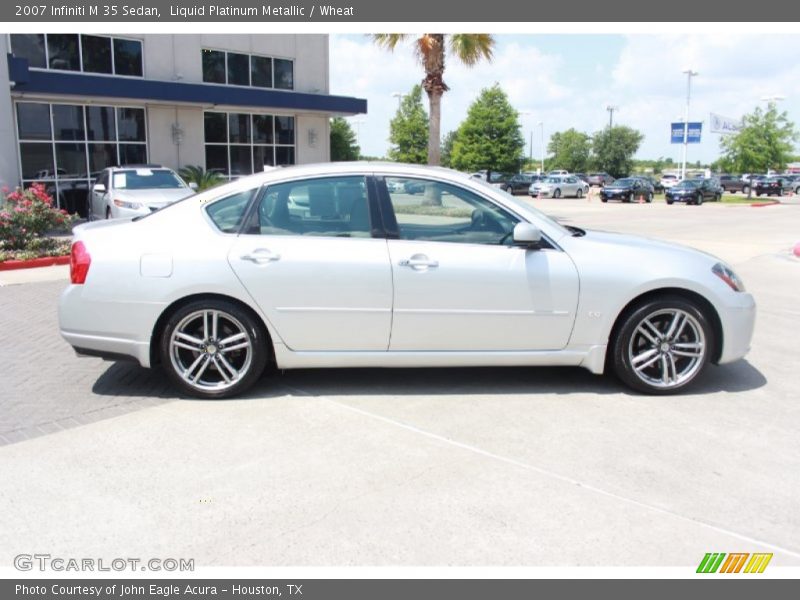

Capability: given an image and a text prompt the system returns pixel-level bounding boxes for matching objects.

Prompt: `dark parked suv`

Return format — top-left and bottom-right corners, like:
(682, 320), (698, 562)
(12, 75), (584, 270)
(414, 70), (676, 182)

(665, 179), (721, 205)
(718, 174), (750, 194)
(753, 176), (785, 196)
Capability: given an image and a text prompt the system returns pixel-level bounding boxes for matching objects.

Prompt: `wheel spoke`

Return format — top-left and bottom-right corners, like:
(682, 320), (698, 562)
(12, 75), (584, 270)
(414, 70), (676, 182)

(665, 312), (686, 340)
(212, 311), (218, 340)
(672, 349), (703, 358)
(673, 341), (703, 349)
(661, 355), (670, 384)
(216, 353), (239, 379)
(636, 324), (659, 346)
(634, 354), (661, 372)
(221, 341), (250, 353)
(174, 340), (203, 352)
(176, 332), (204, 346)
(181, 353), (206, 382)
(203, 311), (210, 340)
(219, 332), (247, 346)
(192, 355), (212, 382)
(667, 354), (677, 382)
(632, 348), (659, 365)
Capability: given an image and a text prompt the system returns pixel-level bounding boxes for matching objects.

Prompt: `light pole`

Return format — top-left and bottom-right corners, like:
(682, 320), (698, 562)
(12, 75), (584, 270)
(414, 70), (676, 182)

(538, 121), (545, 174)
(606, 104), (619, 128)
(391, 92), (404, 109)
(521, 111), (533, 169)
(680, 69), (698, 181)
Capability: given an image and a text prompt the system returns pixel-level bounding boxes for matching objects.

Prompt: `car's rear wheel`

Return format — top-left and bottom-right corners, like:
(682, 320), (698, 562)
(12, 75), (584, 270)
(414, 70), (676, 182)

(626, 192), (634, 203)
(159, 299), (268, 399)
(553, 189), (561, 198)
(576, 188), (583, 198)
(612, 296), (713, 394)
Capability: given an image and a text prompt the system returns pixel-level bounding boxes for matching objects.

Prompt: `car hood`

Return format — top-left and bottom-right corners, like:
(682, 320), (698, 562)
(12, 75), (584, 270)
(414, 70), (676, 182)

(113, 188), (194, 206)
(569, 229), (720, 267)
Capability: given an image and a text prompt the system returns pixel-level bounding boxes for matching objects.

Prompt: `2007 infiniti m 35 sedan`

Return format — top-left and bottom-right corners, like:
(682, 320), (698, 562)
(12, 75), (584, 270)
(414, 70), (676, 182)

(59, 163), (755, 399)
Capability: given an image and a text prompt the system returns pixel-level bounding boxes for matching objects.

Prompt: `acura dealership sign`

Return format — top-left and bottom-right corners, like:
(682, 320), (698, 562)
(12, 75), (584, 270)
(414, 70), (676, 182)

(710, 113), (744, 134)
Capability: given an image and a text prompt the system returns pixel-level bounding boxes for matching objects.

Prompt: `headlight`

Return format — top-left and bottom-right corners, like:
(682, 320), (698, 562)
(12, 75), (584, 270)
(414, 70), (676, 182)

(113, 199), (143, 209)
(712, 262), (746, 292)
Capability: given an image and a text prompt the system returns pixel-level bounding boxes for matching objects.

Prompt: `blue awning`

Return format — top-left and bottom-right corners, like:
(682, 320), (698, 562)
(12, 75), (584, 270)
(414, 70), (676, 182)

(7, 54), (367, 114)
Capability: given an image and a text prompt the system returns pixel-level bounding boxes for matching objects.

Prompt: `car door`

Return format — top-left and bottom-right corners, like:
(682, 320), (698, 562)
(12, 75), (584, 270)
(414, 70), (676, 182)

(379, 176), (579, 352)
(226, 176), (393, 352)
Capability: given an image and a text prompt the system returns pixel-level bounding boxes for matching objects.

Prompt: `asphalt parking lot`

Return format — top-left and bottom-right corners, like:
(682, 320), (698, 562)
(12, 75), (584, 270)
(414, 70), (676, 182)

(1, 197), (799, 567)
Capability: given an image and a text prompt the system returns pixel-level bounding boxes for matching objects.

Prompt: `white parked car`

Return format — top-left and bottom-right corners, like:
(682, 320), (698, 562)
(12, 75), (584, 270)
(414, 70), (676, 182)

(529, 175), (589, 198)
(60, 163), (755, 399)
(660, 174), (680, 189)
(90, 165), (195, 220)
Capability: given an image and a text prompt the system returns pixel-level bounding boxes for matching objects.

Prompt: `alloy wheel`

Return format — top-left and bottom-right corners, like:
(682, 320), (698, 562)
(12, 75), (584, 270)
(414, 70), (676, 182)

(168, 309), (254, 392)
(626, 308), (706, 390)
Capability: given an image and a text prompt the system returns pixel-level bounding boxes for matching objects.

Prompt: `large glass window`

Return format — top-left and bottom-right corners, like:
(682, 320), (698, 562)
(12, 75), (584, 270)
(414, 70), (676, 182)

(11, 34), (142, 77)
(226, 53), (250, 86)
(383, 177), (519, 246)
(204, 111), (295, 179)
(81, 35), (112, 74)
(15, 101), (147, 215)
(252, 177), (370, 238)
(207, 189), (257, 234)
(202, 49), (293, 90)
(10, 34), (46, 69)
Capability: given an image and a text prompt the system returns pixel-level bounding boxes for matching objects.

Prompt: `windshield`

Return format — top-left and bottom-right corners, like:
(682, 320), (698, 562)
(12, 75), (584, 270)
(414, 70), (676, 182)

(114, 169), (187, 190)
(674, 180), (699, 189)
(545, 177), (561, 183)
(614, 178), (635, 186)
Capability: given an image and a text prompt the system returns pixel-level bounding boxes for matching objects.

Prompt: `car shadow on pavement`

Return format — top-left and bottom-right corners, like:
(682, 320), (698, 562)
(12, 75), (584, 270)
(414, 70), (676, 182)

(89, 359), (766, 401)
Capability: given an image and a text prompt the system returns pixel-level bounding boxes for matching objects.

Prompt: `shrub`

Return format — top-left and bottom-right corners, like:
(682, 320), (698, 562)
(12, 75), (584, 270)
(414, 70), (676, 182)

(0, 183), (77, 251)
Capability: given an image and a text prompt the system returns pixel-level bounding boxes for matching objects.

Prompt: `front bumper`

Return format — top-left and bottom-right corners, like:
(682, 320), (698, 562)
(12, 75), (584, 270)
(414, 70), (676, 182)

(601, 190), (631, 200)
(717, 292), (756, 364)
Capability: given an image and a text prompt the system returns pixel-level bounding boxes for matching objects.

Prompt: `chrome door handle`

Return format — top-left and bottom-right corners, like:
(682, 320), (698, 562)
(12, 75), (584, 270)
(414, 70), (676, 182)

(399, 256), (438, 269)
(241, 249), (281, 264)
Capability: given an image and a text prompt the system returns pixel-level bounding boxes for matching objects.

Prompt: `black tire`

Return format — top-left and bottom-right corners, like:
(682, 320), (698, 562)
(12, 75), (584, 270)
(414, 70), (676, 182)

(625, 192), (634, 203)
(159, 299), (269, 399)
(742, 185), (750, 195)
(576, 188), (583, 199)
(611, 295), (714, 394)
(714, 193), (721, 202)
(553, 188), (562, 199)
(756, 192), (762, 197)
(504, 185), (512, 194)
(666, 199), (674, 205)
(695, 193), (703, 206)
(601, 197), (607, 203)
(105, 207), (111, 219)
(647, 192), (653, 203)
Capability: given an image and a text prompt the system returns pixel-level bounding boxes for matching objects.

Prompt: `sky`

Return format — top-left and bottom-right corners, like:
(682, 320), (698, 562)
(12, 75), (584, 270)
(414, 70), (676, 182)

(329, 34), (800, 165)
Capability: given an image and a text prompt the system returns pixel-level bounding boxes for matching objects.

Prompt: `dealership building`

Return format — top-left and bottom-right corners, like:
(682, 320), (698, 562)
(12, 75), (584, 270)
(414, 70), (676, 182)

(0, 34), (366, 214)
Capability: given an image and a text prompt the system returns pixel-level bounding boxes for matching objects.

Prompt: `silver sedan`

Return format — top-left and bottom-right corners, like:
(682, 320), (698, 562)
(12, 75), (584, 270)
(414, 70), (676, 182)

(529, 175), (590, 198)
(59, 163), (755, 399)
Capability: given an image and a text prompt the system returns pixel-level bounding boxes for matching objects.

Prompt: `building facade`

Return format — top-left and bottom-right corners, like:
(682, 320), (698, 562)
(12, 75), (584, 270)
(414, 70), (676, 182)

(1, 34), (366, 214)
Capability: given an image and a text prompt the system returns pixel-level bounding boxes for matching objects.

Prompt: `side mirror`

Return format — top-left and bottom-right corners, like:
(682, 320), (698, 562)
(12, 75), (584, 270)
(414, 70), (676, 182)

(93, 183), (106, 193)
(188, 182), (198, 191)
(512, 222), (542, 247)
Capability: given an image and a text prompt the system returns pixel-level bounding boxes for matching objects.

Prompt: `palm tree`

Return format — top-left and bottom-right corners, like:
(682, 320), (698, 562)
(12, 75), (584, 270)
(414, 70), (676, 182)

(373, 34), (494, 166)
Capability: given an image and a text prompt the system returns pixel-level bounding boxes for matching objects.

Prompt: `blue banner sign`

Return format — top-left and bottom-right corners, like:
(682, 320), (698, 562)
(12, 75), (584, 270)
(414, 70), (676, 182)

(671, 122), (702, 143)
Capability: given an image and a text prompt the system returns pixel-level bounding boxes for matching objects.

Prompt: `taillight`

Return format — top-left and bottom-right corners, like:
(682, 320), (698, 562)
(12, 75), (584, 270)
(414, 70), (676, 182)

(70, 241), (91, 284)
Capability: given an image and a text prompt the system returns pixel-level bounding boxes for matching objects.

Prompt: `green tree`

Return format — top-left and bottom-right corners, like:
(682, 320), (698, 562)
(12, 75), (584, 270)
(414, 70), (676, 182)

(373, 34), (494, 165)
(548, 128), (591, 173)
(450, 84), (525, 174)
(388, 85), (429, 164)
(178, 165), (224, 191)
(719, 104), (798, 173)
(440, 130), (458, 168)
(330, 117), (360, 161)
(591, 126), (644, 178)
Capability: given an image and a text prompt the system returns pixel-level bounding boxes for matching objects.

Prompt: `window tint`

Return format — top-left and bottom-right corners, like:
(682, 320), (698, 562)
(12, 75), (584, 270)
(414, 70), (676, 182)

(207, 189), (257, 233)
(202, 50), (226, 83)
(252, 177), (371, 238)
(384, 177), (519, 245)
(251, 56), (272, 88)
(47, 34), (80, 71)
(227, 53), (250, 86)
(52, 105), (85, 141)
(17, 103), (51, 140)
(274, 59), (294, 90)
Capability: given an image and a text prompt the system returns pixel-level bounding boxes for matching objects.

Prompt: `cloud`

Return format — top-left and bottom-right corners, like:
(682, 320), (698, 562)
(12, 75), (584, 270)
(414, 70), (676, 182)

(331, 34), (800, 163)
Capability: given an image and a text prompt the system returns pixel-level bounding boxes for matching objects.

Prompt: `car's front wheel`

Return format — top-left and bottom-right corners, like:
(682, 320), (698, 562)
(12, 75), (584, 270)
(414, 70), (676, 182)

(576, 188), (583, 198)
(159, 299), (268, 399)
(553, 189), (561, 198)
(612, 296), (713, 394)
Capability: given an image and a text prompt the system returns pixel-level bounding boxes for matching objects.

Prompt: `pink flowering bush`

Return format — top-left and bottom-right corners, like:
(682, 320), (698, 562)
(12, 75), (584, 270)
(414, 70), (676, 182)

(0, 183), (76, 255)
